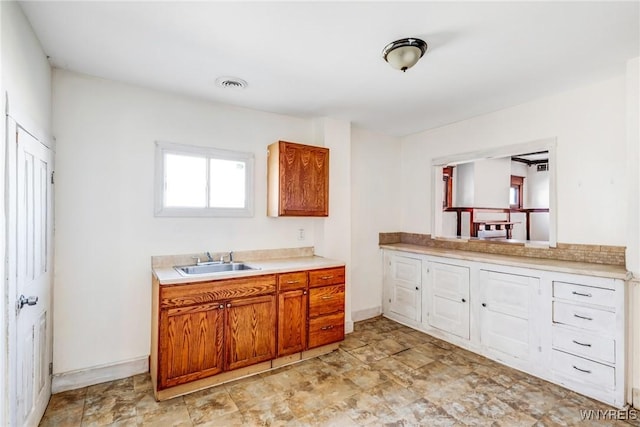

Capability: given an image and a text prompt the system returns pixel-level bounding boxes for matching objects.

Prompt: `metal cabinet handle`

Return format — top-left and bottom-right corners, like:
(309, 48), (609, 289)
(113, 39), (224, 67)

(17, 295), (38, 310)
(573, 313), (593, 321)
(320, 276), (334, 280)
(481, 303), (487, 307)
(303, 290), (307, 295)
(572, 340), (592, 347)
(572, 291), (592, 298)
(226, 303), (232, 308)
(286, 280), (300, 284)
(321, 295), (333, 300)
(320, 325), (334, 330)
(218, 304), (224, 309)
(572, 365), (591, 374)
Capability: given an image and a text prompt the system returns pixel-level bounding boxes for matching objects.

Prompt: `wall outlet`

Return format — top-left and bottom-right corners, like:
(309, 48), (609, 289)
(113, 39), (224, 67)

(297, 228), (305, 241)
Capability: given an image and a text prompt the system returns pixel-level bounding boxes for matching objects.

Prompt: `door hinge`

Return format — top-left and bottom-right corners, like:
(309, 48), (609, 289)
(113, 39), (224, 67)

(49, 362), (53, 375)
(51, 171), (55, 184)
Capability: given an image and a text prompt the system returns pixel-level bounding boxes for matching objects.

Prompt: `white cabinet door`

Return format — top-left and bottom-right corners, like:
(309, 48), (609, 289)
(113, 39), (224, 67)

(426, 262), (470, 339)
(479, 270), (539, 362)
(387, 255), (422, 322)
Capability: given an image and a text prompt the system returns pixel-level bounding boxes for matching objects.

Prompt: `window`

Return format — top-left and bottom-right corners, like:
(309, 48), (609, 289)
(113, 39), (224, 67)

(155, 141), (254, 217)
(510, 175), (524, 209)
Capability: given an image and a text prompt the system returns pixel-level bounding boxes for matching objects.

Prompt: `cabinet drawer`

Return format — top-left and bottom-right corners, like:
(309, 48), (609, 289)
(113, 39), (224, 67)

(553, 281), (615, 309)
(309, 267), (345, 288)
(308, 312), (345, 348)
(552, 326), (615, 364)
(309, 285), (345, 317)
(552, 350), (615, 391)
(160, 275), (277, 309)
(278, 271), (308, 291)
(553, 301), (615, 335)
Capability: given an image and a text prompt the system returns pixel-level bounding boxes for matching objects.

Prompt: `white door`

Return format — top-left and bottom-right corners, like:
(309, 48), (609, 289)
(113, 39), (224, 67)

(479, 270), (538, 362)
(388, 255), (422, 321)
(425, 261), (470, 339)
(12, 126), (54, 427)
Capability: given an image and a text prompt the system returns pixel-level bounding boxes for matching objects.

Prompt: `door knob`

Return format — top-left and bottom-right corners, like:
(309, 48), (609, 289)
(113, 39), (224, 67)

(17, 295), (38, 310)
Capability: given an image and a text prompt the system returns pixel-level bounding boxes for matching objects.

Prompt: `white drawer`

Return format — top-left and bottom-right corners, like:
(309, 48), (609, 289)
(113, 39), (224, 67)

(552, 326), (615, 364)
(553, 281), (615, 309)
(552, 350), (615, 390)
(553, 301), (615, 335)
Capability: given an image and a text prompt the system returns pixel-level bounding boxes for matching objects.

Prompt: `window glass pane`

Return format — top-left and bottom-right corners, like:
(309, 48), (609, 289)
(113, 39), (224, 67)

(209, 159), (246, 208)
(509, 186), (518, 206)
(164, 153), (207, 207)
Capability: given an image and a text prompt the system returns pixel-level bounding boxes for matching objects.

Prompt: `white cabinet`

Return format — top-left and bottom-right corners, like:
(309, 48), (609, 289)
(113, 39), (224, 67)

(479, 270), (540, 365)
(385, 254), (422, 323)
(381, 248), (627, 408)
(425, 262), (470, 339)
(550, 276), (625, 407)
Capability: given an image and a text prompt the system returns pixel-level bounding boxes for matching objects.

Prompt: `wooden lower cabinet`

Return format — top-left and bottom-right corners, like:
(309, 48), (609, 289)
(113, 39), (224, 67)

(277, 289), (308, 357)
(159, 303), (225, 389)
(225, 294), (276, 370)
(153, 265), (345, 399)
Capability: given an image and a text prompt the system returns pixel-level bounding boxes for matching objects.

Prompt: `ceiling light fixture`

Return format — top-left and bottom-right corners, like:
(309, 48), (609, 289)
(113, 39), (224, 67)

(382, 38), (428, 72)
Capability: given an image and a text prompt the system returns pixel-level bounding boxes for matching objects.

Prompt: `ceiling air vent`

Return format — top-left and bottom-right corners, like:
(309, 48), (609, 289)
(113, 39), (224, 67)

(215, 76), (248, 90)
(537, 163), (548, 172)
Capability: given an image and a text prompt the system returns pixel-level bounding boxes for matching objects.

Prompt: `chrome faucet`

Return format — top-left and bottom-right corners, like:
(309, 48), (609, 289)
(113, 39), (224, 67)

(229, 251), (234, 263)
(206, 252), (214, 263)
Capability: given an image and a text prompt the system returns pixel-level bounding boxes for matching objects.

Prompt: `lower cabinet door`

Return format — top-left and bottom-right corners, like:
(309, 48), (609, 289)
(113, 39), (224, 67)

(159, 303), (225, 389)
(277, 289), (308, 357)
(426, 261), (470, 339)
(479, 270), (539, 361)
(225, 294), (277, 371)
(308, 312), (345, 348)
(388, 255), (422, 322)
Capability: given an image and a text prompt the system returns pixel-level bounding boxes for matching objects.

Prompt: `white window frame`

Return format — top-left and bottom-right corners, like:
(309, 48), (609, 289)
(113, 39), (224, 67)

(154, 141), (254, 217)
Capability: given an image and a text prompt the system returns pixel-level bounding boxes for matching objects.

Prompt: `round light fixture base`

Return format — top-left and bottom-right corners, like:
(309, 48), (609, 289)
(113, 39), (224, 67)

(382, 38), (428, 72)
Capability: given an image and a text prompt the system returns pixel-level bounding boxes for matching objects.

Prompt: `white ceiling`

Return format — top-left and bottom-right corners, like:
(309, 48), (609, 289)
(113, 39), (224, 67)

(19, 1), (640, 137)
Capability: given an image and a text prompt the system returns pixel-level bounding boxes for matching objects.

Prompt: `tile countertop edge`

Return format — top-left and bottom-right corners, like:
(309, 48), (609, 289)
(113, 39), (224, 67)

(380, 243), (631, 281)
(154, 256), (345, 285)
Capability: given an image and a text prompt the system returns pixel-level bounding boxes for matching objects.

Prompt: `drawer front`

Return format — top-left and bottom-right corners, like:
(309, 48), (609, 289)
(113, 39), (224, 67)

(552, 326), (615, 364)
(309, 285), (345, 317)
(278, 271), (308, 292)
(161, 275), (277, 309)
(553, 281), (615, 309)
(552, 350), (615, 390)
(309, 267), (345, 288)
(553, 301), (615, 336)
(308, 312), (345, 348)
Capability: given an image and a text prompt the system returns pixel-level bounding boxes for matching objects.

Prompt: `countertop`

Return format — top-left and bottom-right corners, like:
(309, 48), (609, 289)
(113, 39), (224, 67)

(153, 255), (345, 285)
(380, 243), (630, 280)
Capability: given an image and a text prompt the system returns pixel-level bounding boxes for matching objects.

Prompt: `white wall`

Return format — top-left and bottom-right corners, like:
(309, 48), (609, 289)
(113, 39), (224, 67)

(455, 163), (474, 207)
(52, 70), (326, 374)
(473, 158), (510, 208)
(401, 74), (627, 247)
(350, 127), (401, 320)
(1, 1), (52, 423)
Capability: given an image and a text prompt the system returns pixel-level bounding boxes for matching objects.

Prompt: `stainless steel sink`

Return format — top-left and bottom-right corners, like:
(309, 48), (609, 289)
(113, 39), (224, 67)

(176, 263), (258, 275)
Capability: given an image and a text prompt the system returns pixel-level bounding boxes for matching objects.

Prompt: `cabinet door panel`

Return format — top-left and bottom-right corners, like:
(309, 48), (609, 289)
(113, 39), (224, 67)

(427, 262), (470, 339)
(480, 270), (538, 361)
(278, 290), (307, 357)
(159, 303), (224, 389)
(226, 295), (277, 371)
(280, 142), (329, 216)
(389, 255), (422, 321)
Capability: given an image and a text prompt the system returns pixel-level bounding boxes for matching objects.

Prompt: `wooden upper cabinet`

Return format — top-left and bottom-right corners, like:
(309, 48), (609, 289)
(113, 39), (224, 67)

(267, 141), (329, 217)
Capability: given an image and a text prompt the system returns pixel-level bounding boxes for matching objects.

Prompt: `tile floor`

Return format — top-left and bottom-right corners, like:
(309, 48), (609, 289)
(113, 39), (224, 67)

(40, 316), (638, 426)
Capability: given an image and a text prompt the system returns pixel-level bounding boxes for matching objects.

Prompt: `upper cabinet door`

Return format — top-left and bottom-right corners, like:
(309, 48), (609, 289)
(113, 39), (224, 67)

(267, 141), (329, 217)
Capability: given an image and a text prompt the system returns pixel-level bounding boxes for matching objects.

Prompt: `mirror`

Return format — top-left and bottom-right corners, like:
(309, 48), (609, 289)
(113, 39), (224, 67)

(432, 139), (556, 247)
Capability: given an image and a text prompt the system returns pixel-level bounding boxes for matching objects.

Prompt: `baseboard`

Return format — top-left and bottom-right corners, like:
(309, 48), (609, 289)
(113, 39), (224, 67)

(52, 356), (149, 394)
(352, 306), (382, 322)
